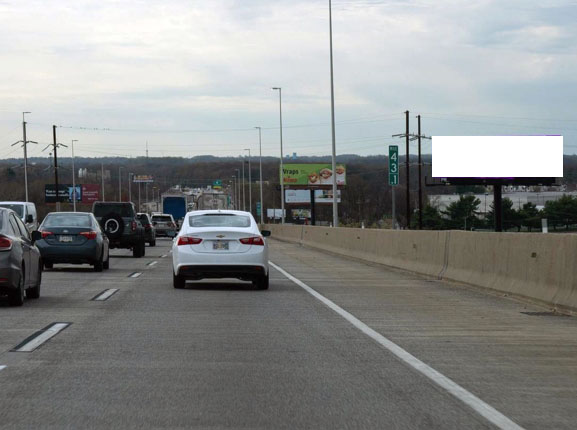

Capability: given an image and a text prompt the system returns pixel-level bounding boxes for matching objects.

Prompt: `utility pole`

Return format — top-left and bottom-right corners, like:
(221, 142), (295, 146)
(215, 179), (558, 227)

(329, 0), (338, 228)
(410, 115), (431, 230)
(11, 112), (37, 202)
(128, 172), (132, 203)
(392, 111), (412, 228)
(71, 140), (78, 212)
(118, 166), (123, 201)
(48, 126), (67, 211)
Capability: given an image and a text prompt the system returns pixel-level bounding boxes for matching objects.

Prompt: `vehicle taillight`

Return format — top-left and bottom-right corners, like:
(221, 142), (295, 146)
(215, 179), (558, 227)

(41, 231), (53, 238)
(168, 222), (175, 228)
(131, 221), (137, 231)
(0, 235), (12, 251)
(177, 236), (202, 246)
(239, 236), (265, 246)
(80, 231), (98, 240)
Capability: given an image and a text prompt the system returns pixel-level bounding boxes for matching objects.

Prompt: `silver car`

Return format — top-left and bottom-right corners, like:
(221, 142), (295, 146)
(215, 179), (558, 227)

(151, 213), (177, 237)
(0, 208), (42, 306)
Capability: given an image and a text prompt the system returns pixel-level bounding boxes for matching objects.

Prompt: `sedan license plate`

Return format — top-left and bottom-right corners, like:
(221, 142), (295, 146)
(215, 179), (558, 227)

(213, 241), (229, 250)
(59, 235), (73, 243)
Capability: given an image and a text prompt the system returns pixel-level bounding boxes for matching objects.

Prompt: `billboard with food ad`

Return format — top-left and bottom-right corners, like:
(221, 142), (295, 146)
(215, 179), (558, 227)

(282, 164), (346, 187)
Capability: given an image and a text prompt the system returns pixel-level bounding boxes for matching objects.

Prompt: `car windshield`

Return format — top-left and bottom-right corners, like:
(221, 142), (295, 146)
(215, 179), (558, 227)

(189, 214), (251, 228)
(152, 216), (172, 222)
(43, 214), (92, 228)
(93, 204), (134, 218)
(0, 204), (24, 217)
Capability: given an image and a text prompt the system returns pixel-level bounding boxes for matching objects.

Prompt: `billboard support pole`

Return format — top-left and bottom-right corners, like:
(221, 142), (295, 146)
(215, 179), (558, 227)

(392, 186), (396, 229)
(494, 185), (502, 232)
(405, 110), (410, 229)
(310, 189), (316, 226)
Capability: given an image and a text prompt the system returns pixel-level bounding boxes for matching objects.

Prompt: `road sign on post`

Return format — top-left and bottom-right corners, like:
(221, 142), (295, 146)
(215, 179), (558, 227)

(389, 145), (399, 229)
(389, 145), (399, 185)
(256, 202), (261, 217)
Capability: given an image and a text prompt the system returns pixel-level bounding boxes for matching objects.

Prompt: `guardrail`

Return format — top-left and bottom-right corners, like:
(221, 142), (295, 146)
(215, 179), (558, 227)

(264, 224), (577, 315)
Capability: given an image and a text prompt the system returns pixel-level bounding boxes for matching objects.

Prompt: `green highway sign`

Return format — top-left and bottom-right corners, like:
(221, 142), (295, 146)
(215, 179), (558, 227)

(256, 202), (261, 216)
(388, 145), (399, 186)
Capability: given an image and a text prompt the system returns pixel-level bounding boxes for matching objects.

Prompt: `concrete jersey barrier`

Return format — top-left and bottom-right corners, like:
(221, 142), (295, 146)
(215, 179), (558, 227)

(264, 224), (577, 314)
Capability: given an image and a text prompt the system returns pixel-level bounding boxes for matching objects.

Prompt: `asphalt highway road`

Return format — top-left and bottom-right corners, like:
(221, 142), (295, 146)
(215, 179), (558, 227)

(0, 238), (576, 429)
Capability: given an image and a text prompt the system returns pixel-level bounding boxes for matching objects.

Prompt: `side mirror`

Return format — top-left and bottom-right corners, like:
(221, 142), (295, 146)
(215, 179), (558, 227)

(31, 231), (42, 242)
(26, 214), (33, 223)
(261, 230), (271, 237)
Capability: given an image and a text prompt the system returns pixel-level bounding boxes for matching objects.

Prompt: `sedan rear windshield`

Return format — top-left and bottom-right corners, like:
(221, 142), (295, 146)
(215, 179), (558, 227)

(152, 216), (173, 222)
(43, 214), (92, 228)
(189, 214), (251, 228)
(0, 204), (24, 217)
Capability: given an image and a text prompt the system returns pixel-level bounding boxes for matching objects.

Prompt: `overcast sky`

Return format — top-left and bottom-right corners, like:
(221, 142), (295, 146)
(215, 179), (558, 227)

(0, 0), (576, 159)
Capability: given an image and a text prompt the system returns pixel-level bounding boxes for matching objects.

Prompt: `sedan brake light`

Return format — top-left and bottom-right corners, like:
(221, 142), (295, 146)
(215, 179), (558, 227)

(0, 235), (12, 251)
(80, 231), (98, 240)
(239, 236), (264, 246)
(41, 231), (53, 238)
(177, 236), (202, 246)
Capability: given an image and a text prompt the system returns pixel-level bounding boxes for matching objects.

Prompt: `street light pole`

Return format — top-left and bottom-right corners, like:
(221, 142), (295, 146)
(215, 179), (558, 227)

(128, 172), (133, 203)
(71, 139), (78, 212)
(328, 0), (338, 227)
(245, 148), (252, 216)
(272, 87), (285, 224)
(22, 112), (31, 202)
(234, 169), (240, 209)
(118, 166), (123, 201)
(255, 127), (264, 224)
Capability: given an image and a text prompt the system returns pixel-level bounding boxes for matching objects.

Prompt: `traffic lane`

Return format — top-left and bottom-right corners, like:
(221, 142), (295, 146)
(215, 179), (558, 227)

(0, 240), (171, 362)
(0, 245), (492, 429)
(268, 239), (577, 429)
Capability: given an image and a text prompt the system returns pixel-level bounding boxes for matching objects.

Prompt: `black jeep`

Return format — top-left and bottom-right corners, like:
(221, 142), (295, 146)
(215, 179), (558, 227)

(92, 202), (146, 258)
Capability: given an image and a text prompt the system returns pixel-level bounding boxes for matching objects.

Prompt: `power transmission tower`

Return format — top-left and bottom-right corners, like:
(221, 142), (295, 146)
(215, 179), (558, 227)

(11, 112), (38, 202)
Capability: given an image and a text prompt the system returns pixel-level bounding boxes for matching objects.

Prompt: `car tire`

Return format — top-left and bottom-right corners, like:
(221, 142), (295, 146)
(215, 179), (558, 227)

(26, 265), (41, 299)
(254, 273), (269, 290)
(173, 271), (185, 289)
(132, 243), (140, 258)
(141, 240), (146, 257)
(44, 262), (53, 269)
(94, 254), (104, 272)
(149, 239), (156, 247)
(9, 273), (25, 306)
(103, 253), (110, 270)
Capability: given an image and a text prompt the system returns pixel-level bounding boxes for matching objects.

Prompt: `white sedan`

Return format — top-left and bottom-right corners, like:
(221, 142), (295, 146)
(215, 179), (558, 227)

(172, 210), (271, 290)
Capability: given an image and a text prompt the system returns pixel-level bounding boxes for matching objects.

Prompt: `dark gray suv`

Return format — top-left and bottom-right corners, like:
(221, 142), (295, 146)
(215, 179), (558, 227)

(92, 202), (146, 258)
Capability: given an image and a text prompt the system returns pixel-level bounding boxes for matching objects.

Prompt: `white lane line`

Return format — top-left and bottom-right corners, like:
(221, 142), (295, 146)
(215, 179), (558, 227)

(92, 289), (119, 301)
(128, 272), (142, 278)
(269, 261), (524, 430)
(11, 323), (71, 353)
(0, 365), (6, 372)
(147, 261), (158, 267)
(160, 254), (167, 258)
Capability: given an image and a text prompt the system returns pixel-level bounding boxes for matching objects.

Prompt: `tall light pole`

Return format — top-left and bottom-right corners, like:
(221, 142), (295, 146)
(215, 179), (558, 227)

(71, 139), (78, 212)
(328, 0), (338, 227)
(118, 166), (123, 201)
(255, 127), (264, 224)
(234, 169), (240, 209)
(241, 157), (246, 211)
(12, 112), (35, 202)
(272, 87), (285, 224)
(101, 163), (105, 202)
(128, 172), (133, 203)
(245, 148), (252, 216)
(232, 175), (237, 209)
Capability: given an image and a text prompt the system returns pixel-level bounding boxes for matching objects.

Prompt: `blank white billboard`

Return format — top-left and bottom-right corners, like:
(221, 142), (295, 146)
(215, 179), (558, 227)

(432, 136), (563, 178)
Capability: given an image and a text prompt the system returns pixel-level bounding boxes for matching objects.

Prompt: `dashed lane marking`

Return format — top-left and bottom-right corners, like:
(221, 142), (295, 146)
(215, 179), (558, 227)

(269, 261), (524, 430)
(91, 289), (119, 301)
(128, 272), (142, 278)
(147, 261), (158, 267)
(11, 323), (72, 353)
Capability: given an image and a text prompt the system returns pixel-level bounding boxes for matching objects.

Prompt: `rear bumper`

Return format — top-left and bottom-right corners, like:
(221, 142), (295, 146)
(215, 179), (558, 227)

(0, 267), (19, 292)
(109, 236), (140, 249)
(177, 264), (267, 281)
(155, 228), (176, 237)
(37, 242), (100, 264)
